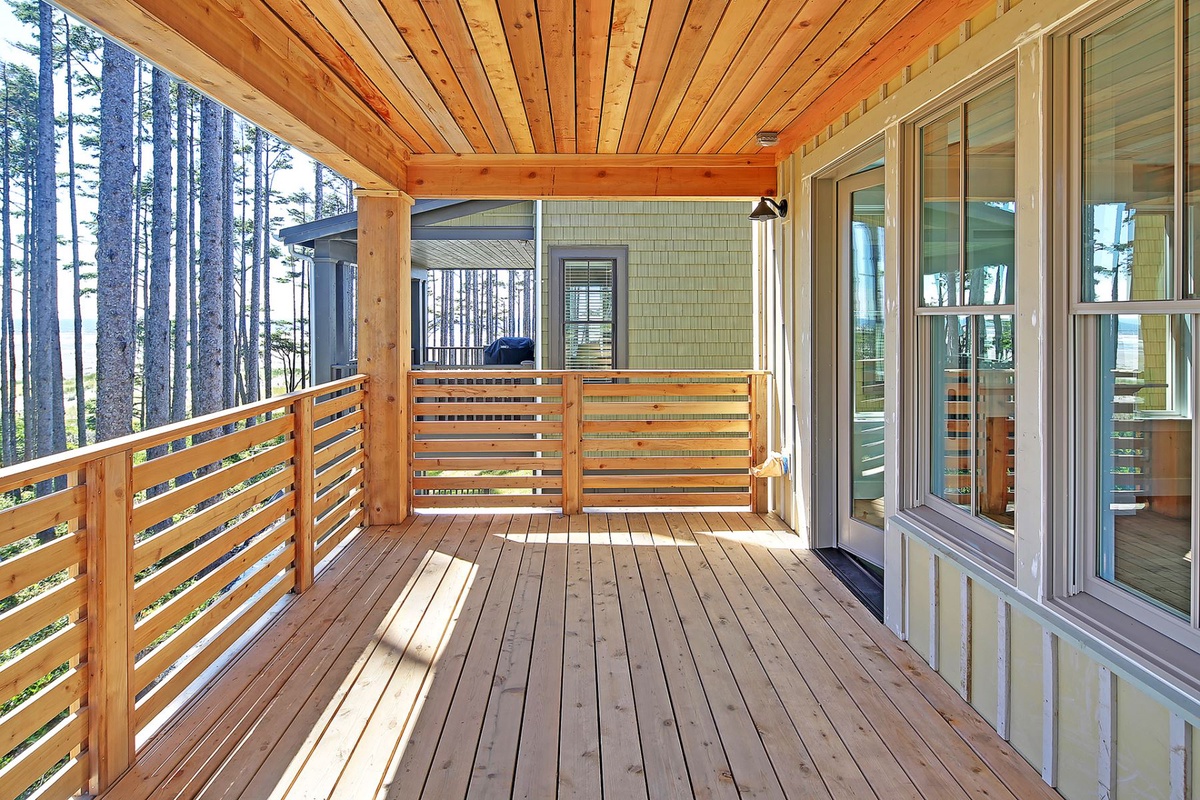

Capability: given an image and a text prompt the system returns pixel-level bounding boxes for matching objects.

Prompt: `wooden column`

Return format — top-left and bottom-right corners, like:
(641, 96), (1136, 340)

(85, 451), (134, 793)
(356, 190), (413, 525)
(562, 373), (583, 514)
(749, 373), (769, 513)
(293, 395), (315, 592)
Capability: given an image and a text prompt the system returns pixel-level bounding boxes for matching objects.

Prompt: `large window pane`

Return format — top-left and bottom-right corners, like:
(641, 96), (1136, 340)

(930, 315), (1016, 531)
(922, 112), (962, 306)
(1096, 314), (1192, 617)
(1187, 0), (1200, 296)
(965, 80), (1016, 306)
(1082, 0), (1175, 302)
(563, 258), (616, 369)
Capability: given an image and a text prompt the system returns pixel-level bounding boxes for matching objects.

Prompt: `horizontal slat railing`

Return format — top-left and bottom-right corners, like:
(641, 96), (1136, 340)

(409, 370), (769, 513)
(0, 375), (367, 799)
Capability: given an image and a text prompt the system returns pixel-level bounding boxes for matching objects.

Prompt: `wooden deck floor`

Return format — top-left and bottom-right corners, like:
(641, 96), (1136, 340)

(104, 512), (1058, 800)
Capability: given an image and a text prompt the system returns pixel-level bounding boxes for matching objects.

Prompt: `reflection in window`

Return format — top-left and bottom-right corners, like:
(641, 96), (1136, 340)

(851, 186), (886, 529)
(1096, 315), (1192, 617)
(1082, 0), (1174, 302)
(930, 315), (1016, 530)
(921, 78), (1016, 307)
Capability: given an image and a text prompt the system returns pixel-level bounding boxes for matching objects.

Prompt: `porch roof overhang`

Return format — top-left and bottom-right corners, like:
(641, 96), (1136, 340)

(54, 0), (987, 197)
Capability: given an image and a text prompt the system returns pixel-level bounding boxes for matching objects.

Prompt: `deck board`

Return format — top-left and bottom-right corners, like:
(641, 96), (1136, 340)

(103, 512), (1059, 800)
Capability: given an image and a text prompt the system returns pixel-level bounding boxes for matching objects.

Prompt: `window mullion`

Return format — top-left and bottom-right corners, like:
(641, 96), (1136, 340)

(959, 101), (968, 306)
(1176, 0), (1187, 299)
(1192, 313), (1200, 626)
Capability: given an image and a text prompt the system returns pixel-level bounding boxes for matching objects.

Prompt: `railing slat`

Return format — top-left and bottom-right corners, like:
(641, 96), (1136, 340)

(0, 710), (87, 800)
(0, 486), (86, 551)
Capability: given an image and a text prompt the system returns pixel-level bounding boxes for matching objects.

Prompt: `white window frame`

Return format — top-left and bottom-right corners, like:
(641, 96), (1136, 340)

(905, 67), (1020, 557)
(1057, 0), (1200, 649)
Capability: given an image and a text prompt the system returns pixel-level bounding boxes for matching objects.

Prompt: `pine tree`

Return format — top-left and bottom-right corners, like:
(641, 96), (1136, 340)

(144, 66), (172, 448)
(94, 38), (136, 442)
(30, 2), (67, 463)
(195, 96), (224, 422)
(171, 82), (189, 430)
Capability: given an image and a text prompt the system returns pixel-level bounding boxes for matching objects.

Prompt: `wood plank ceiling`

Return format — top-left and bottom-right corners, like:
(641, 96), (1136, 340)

(59, 0), (988, 193)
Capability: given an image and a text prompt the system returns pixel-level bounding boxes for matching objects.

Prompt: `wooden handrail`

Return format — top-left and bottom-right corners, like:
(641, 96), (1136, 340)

(0, 375), (368, 495)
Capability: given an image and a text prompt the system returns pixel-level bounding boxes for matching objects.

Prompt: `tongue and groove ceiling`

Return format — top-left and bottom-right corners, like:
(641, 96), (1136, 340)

(58, 0), (986, 194)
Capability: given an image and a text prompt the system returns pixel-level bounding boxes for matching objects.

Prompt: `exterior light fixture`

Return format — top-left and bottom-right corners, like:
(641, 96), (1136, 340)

(749, 197), (787, 222)
(755, 131), (779, 146)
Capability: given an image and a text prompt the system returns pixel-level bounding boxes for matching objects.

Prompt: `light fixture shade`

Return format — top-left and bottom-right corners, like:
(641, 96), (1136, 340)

(749, 197), (787, 222)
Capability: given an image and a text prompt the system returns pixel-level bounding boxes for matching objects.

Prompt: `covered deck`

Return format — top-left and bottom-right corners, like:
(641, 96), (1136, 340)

(105, 512), (1050, 800)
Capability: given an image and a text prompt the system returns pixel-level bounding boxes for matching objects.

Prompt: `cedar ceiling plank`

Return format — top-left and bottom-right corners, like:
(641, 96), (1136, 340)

(383, 0), (506, 152)
(420, 0), (523, 152)
(260, 0), (437, 151)
(629, 0), (728, 153)
(221, 0), (426, 153)
(704, 0), (900, 153)
(575, 0), (613, 153)
(58, 0), (408, 188)
(616, 0), (690, 153)
(461, 0), (542, 153)
(307, 0), (474, 152)
(498, 0), (556, 153)
(671, 1), (810, 154)
(538, 0), (576, 152)
(597, 0), (652, 153)
(644, 0), (767, 153)
(771, 0), (984, 155)
(692, 0), (844, 153)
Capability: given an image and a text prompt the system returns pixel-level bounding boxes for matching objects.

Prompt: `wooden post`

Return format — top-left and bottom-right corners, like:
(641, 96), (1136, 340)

(85, 451), (134, 793)
(562, 373), (583, 515)
(356, 190), (413, 525)
(749, 372), (769, 513)
(294, 394), (315, 592)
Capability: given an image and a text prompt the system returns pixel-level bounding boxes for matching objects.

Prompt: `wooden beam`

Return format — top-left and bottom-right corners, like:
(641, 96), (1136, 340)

(407, 154), (777, 198)
(357, 191), (413, 525)
(772, 0), (983, 157)
(55, 0), (410, 189)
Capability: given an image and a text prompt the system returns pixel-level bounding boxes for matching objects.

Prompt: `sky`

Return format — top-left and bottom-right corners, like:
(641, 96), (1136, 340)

(0, 3), (324, 369)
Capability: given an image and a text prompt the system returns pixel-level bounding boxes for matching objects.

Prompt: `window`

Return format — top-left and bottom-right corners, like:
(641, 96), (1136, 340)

(915, 75), (1017, 537)
(549, 246), (627, 370)
(1071, 0), (1199, 625)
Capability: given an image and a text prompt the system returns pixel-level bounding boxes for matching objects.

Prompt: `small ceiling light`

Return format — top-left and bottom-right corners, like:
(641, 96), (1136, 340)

(755, 131), (780, 147)
(749, 197), (787, 222)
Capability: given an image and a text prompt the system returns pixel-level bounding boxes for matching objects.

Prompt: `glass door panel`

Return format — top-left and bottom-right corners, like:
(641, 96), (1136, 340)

(838, 168), (887, 569)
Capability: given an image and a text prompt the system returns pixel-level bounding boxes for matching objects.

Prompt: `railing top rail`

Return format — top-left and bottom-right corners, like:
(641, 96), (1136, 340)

(0, 374), (368, 490)
(411, 369), (769, 380)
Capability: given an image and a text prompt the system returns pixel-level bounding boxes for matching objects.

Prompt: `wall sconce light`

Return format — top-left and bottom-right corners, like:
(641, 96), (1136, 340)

(749, 197), (787, 222)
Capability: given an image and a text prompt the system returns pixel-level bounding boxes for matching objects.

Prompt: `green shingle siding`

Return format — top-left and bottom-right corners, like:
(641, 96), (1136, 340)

(540, 200), (753, 370)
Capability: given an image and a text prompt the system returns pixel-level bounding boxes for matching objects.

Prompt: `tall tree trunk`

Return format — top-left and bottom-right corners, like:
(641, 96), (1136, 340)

(145, 66), (172, 449)
(32, 5), (66, 464)
(94, 39), (137, 443)
(0, 64), (13, 466)
(63, 17), (86, 448)
(171, 82), (190, 430)
(262, 146), (272, 398)
(196, 97), (224, 422)
(314, 161), (324, 221)
(221, 109), (235, 415)
(246, 127), (262, 405)
(21, 165), (31, 459)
